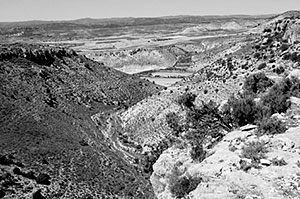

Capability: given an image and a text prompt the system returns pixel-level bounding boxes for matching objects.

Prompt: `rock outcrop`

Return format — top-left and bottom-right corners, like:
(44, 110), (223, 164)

(151, 126), (300, 199)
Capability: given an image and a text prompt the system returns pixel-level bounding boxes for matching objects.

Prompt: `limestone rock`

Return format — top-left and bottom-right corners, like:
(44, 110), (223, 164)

(240, 124), (258, 131)
(151, 127), (300, 199)
(260, 159), (271, 166)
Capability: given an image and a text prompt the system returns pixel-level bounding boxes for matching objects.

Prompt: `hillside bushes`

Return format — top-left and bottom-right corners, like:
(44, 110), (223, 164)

(169, 175), (202, 198)
(166, 112), (183, 136)
(167, 94), (230, 161)
(164, 73), (298, 165)
(257, 117), (287, 135)
(223, 95), (260, 127)
(243, 72), (274, 94)
(227, 73), (300, 125)
(177, 92), (196, 109)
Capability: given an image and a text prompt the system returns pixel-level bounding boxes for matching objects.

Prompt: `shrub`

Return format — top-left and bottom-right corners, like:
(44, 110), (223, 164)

(227, 95), (260, 126)
(257, 62), (267, 70)
(169, 176), (202, 198)
(271, 157), (287, 166)
(288, 76), (300, 98)
(184, 101), (230, 144)
(178, 92), (196, 109)
(173, 100), (230, 161)
(280, 43), (289, 52)
(241, 141), (268, 163)
(257, 117), (287, 135)
(243, 72), (274, 94)
(282, 53), (290, 60)
(290, 52), (300, 62)
(190, 144), (206, 162)
(273, 66), (285, 74)
(261, 80), (291, 114)
(166, 112), (183, 136)
(254, 52), (261, 59)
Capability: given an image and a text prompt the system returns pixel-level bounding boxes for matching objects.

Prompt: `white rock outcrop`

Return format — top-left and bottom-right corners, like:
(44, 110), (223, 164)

(151, 127), (300, 199)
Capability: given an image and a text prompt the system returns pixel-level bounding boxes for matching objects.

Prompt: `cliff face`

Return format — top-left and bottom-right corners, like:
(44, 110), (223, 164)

(0, 43), (162, 198)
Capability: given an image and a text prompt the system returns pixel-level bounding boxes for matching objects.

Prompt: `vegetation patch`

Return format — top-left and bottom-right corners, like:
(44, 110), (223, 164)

(257, 117), (287, 136)
(243, 72), (274, 94)
(241, 141), (268, 164)
(169, 175), (202, 199)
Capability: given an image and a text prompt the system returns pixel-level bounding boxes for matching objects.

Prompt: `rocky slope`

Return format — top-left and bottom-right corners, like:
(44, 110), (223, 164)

(148, 11), (300, 199)
(0, 43), (163, 198)
(94, 11), (300, 199)
(151, 124), (300, 199)
(1, 11), (300, 199)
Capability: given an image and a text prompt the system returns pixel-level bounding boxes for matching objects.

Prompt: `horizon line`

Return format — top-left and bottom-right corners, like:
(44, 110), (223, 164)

(0, 12), (282, 23)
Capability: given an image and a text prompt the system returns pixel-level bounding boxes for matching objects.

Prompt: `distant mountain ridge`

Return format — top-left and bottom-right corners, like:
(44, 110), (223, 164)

(0, 14), (276, 28)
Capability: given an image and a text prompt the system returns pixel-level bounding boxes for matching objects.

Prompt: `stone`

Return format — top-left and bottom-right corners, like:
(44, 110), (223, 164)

(292, 115), (300, 119)
(260, 159), (271, 166)
(240, 124), (258, 132)
(288, 69), (300, 80)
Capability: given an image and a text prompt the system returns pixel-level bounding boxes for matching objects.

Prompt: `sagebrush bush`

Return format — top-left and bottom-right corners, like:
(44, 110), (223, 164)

(241, 141), (268, 163)
(280, 43), (289, 52)
(184, 101), (230, 146)
(257, 62), (267, 70)
(261, 80), (291, 114)
(226, 95), (260, 127)
(190, 144), (206, 162)
(257, 117), (287, 135)
(271, 157), (287, 166)
(243, 72), (274, 94)
(169, 176), (202, 198)
(287, 76), (300, 98)
(177, 92), (196, 109)
(166, 112), (183, 136)
(290, 52), (300, 62)
(174, 95), (229, 161)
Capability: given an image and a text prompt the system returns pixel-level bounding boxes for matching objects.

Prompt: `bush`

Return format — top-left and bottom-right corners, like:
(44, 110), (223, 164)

(169, 176), (202, 198)
(257, 117), (287, 135)
(261, 80), (291, 115)
(166, 112), (183, 136)
(288, 76), (300, 98)
(184, 101), (230, 145)
(280, 43), (290, 52)
(171, 100), (230, 162)
(257, 62), (267, 70)
(273, 66), (285, 74)
(226, 95), (260, 127)
(241, 141), (268, 163)
(178, 92), (196, 109)
(190, 144), (206, 162)
(243, 72), (274, 94)
(290, 52), (300, 62)
(254, 52), (261, 59)
(271, 157), (287, 166)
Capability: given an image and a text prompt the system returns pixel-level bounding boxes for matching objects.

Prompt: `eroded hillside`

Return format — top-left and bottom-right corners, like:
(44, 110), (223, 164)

(97, 11), (300, 199)
(0, 44), (163, 198)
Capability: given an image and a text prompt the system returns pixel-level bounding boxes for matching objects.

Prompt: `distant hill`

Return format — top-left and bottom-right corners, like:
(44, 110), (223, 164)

(0, 14), (275, 28)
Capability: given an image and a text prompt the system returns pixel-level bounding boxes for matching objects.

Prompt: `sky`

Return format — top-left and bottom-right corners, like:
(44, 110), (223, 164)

(0, 0), (300, 22)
